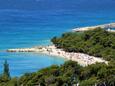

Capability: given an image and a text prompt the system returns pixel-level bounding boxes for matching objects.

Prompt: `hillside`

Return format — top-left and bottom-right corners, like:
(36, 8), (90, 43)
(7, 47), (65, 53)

(0, 60), (115, 86)
(52, 28), (115, 60)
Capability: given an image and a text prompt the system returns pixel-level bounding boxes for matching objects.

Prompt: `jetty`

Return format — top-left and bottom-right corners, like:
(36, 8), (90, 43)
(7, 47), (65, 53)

(73, 23), (115, 32)
(7, 47), (43, 52)
(7, 45), (108, 66)
(7, 48), (36, 52)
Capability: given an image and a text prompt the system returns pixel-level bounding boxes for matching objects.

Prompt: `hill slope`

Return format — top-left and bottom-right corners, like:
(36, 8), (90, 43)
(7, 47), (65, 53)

(52, 28), (115, 60)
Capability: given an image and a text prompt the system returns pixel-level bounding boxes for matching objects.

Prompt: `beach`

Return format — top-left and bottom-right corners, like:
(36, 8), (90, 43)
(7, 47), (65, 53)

(6, 23), (115, 67)
(7, 45), (108, 66)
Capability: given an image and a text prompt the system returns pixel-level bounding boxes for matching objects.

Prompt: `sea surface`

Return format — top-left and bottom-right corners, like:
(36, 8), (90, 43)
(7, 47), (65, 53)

(0, 0), (115, 77)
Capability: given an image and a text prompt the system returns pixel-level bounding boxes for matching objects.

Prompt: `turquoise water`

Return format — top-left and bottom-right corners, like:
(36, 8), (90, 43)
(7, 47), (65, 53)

(0, 52), (65, 77)
(0, 0), (115, 77)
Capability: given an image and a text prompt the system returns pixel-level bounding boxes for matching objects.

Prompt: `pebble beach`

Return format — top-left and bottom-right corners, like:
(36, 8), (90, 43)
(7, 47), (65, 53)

(7, 45), (108, 66)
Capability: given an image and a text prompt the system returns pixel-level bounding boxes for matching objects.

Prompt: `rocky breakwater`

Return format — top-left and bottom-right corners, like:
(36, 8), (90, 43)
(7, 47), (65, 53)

(7, 48), (35, 52)
(7, 47), (41, 52)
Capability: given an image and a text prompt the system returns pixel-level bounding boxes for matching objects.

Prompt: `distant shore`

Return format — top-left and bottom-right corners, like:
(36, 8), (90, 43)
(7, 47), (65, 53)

(7, 45), (108, 66)
(72, 23), (115, 32)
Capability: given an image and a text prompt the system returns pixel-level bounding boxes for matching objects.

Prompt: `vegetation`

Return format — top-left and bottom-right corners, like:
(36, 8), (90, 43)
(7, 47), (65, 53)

(0, 60), (115, 86)
(0, 60), (12, 86)
(0, 28), (115, 86)
(51, 28), (115, 60)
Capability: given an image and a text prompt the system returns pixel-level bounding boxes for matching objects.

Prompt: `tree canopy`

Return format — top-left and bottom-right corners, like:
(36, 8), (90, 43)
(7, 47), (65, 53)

(0, 60), (115, 86)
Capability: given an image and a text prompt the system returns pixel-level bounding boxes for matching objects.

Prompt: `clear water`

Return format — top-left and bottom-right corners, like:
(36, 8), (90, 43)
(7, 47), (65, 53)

(0, 0), (115, 77)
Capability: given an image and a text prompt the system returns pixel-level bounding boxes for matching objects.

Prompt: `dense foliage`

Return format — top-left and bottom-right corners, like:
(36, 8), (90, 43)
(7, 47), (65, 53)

(51, 28), (115, 60)
(0, 61), (114, 86)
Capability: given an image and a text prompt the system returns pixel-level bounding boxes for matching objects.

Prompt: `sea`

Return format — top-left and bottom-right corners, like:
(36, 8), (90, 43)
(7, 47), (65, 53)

(0, 0), (115, 77)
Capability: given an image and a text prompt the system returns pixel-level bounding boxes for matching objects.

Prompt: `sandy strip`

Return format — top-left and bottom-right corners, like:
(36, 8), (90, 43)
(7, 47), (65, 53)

(7, 45), (108, 66)
(72, 23), (115, 32)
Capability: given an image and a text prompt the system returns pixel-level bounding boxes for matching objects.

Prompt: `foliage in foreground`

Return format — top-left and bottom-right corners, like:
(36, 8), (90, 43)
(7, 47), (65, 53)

(51, 28), (115, 60)
(0, 60), (115, 86)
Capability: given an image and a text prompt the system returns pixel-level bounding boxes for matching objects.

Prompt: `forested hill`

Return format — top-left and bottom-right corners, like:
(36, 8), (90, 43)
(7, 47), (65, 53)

(0, 61), (115, 86)
(51, 28), (115, 60)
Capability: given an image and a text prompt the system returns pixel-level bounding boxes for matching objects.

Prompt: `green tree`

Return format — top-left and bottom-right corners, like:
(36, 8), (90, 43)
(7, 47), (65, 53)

(79, 77), (98, 86)
(3, 60), (11, 81)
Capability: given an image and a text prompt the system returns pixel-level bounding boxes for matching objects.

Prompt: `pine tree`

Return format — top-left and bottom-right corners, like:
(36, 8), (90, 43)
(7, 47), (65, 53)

(3, 60), (10, 81)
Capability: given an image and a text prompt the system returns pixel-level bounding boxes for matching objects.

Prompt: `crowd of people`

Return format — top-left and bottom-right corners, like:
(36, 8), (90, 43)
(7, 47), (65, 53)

(36, 45), (107, 66)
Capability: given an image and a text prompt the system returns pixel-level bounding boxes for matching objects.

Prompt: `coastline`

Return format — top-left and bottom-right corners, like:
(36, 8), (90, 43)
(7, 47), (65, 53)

(6, 23), (115, 66)
(72, 23), (115, 32)
(7, 45), (108, 66)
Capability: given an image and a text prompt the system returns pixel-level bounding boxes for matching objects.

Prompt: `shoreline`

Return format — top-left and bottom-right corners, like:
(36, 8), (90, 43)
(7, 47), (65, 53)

(73, 23), (115, 32)
(7, 45), (108, 66)
(6, 23), (114, 66)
